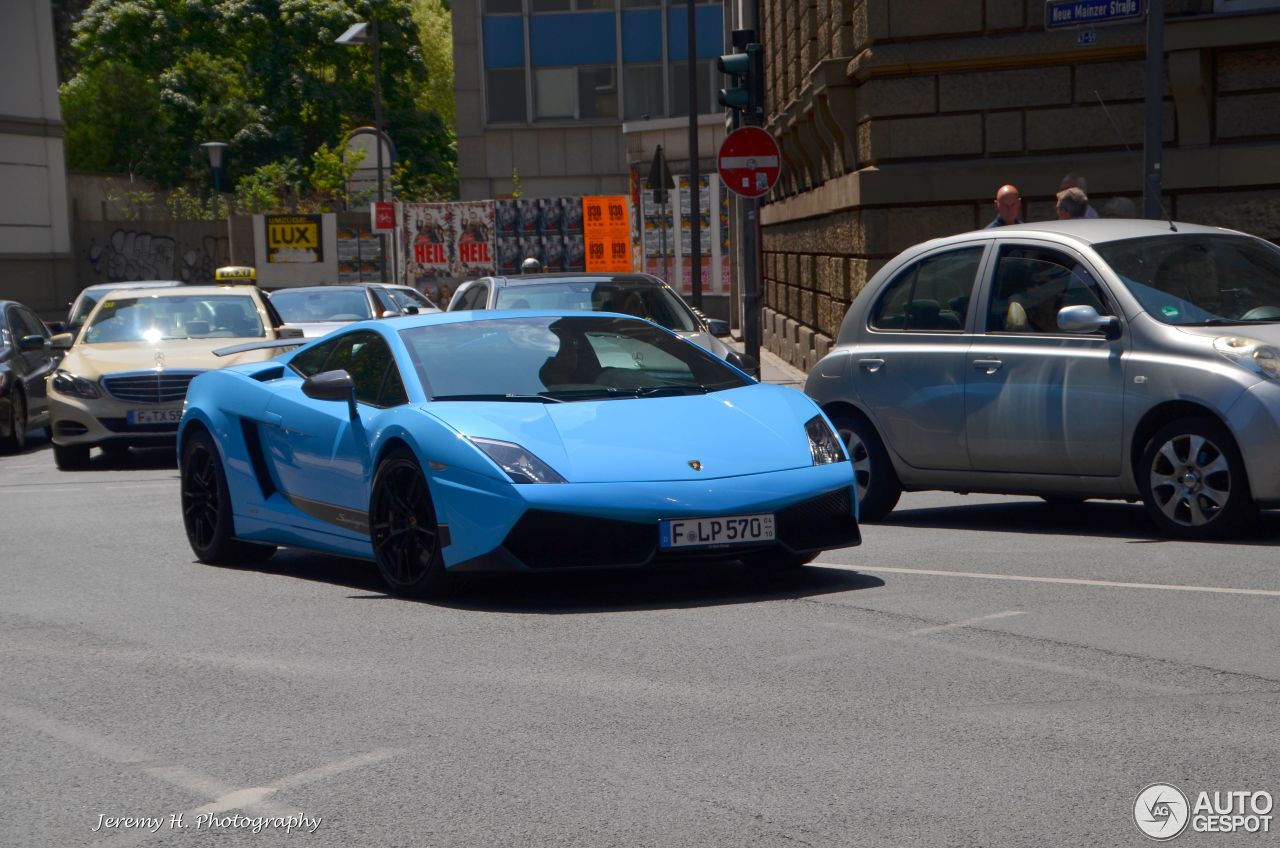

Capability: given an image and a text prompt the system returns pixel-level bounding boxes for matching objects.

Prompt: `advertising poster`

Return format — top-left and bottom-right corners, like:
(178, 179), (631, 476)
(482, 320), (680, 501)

(455, 201), (496, 280)
(584, 196), (632, 273)
(640, 180), (675, 286)
(401, 202), (496, 305)
(337, 227), (384, 283)
(265, 214), (323, 263)
(496, 197), (584, 273)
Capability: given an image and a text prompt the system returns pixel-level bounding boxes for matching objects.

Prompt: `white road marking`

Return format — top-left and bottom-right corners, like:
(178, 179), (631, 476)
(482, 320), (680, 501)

(815, 562), (1280, 598)
(907, 610), (1026, 637)
(0, 702), (393, 846)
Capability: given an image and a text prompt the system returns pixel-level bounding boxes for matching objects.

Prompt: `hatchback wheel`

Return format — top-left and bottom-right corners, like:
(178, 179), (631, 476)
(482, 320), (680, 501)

(830, 411), (901, 522)
(1138, 417), (1255, 540)
(370, 447), (450, 598)
(181, 430), (276, 564)
(0, 389), (26, 453)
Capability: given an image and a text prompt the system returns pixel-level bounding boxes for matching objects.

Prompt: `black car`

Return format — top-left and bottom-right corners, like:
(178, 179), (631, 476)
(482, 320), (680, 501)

(0, 300), (59, 452)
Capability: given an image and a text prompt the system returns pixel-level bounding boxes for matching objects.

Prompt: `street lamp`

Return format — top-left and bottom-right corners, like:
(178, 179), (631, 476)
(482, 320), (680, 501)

(336, 20), (385, 205)
(200, 141), (229, 194)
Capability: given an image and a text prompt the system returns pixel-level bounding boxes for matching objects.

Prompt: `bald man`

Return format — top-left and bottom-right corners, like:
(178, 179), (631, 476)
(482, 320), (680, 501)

(985, 184), (1023, 228)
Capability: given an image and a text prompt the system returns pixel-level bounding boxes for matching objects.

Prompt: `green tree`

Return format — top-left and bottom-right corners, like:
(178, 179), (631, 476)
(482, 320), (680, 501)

(410, 0), (454, 128)
(235, 160), (301, 215)
(309, 142), (368, 211)
(61, 0), (455, 198)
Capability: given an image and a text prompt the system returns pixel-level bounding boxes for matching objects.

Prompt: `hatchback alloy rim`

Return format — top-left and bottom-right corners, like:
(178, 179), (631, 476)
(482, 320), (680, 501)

(1149, 433), (1231, 527)
(372, 461), (438, 585)
(839, 427), (870, 504)
(182, 446), (219, 548)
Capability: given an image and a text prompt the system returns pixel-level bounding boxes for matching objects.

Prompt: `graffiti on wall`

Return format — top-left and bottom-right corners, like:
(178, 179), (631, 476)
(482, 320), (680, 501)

(85, 229), (229, 284)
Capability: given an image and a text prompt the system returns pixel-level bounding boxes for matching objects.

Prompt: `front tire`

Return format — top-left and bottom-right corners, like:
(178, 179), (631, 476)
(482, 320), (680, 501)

(830, 411), (902, 522)
(370, 447), (449, 598)
(181, 429), (276, 564)
(1138, 417), (1255, 540)
(0, 389), (26, 453)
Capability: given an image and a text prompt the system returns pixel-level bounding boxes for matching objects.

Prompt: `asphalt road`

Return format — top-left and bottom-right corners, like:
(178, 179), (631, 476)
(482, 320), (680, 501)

(2, 435), (1278, 847)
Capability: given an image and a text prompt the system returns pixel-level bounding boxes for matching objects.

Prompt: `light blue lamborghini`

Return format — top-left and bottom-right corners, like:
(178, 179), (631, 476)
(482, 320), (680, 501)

(177, 311), (860, 597)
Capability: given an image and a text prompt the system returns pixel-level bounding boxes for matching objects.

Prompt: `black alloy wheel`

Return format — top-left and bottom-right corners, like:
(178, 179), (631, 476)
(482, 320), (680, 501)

(181, 430), (276, 564)
(1138, 416), (1256, 540)
(830, 410), (902, 522)
(0, 389), (26, 453)
(370, 447), (449, 598)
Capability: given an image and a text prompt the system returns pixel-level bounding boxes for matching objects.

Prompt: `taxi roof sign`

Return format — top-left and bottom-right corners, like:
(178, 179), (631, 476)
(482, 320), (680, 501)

(215, 265), (257, 282)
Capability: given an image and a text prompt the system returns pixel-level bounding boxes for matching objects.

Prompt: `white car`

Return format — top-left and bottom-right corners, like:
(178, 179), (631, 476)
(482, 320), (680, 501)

(47, 284), (302, 469)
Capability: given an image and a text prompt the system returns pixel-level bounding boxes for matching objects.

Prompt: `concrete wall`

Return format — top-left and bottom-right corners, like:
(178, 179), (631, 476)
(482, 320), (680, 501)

(754, 0), (1280, 373)
(0, 0), (75, 318)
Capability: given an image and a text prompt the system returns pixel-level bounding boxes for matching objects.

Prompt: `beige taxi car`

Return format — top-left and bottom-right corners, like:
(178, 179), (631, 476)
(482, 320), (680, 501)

(47, 284), (302, 469)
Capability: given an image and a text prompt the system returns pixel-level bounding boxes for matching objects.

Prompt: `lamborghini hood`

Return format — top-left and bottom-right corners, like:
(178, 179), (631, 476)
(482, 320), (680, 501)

(421, 384), (824, 482)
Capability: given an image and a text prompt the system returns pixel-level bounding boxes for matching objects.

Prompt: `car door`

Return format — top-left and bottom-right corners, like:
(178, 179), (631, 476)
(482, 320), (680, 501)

(853, 244), (986, 470)
(262, 330), (406, 538)
(9, 306), (54, 420)
(964, 241), (1127, 476)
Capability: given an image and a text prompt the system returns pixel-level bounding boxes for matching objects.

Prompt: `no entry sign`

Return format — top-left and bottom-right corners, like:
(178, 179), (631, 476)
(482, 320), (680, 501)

(718, 127), (781, 199)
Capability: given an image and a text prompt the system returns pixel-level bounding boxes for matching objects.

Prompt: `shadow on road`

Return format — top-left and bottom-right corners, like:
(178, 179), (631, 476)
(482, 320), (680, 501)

(233, 549), (882, 613)
(882, 497), (1280, 544)
(13, 437), (178, 471)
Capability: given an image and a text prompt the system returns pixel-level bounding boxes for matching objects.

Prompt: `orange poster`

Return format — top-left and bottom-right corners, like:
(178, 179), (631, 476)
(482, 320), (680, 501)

(583, 196), (632, 273)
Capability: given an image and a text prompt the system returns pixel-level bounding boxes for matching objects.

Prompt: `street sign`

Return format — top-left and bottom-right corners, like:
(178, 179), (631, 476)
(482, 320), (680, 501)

(718, 127), (781, 199)
(648, 144), (675, 204)
(372, 201), (395, 232)
(1045, 0), (1143, 28)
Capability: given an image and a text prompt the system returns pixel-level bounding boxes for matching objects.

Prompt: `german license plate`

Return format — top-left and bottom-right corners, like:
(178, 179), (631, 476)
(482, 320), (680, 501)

(659, 513), (776, 549)
(127, 408), (182, 425)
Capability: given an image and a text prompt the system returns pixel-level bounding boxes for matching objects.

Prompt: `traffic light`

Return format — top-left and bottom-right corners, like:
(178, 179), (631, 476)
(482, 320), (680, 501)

(718, 41), (764, 127)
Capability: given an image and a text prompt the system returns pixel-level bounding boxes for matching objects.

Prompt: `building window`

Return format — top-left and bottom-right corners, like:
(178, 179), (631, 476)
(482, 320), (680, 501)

(579, 66), (618, 119)
(624, 64), (664, 119)
(668, 60), (713, 117)
(535, 67), (577, 118)
(487, 69), (528, 122)
(532, 0), (615, 8)
(531, 0), (570, 9)
(484, 0), (523, 12)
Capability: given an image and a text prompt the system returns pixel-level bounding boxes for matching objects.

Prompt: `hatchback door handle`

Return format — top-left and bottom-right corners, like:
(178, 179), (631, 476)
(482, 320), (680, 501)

(972, 359), (1003, 373)
(858, 358), (885, 373)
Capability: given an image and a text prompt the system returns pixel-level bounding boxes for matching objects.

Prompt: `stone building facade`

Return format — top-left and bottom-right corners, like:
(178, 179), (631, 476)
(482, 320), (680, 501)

(749, 0), (1280, 371)
(0, 0), (75, 315)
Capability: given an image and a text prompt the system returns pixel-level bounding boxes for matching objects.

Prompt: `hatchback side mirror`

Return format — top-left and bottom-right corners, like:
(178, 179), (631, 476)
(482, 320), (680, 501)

(1057, 305), (1120, 336)
(18, 334), (47, 352)
(705, 318), (731, 337)
(51, 333), (74, 350)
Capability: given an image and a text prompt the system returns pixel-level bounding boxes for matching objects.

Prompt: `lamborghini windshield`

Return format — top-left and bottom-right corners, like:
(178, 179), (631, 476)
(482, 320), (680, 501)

(1094, 234), (1280, 326)
(401, 315), (749, 402)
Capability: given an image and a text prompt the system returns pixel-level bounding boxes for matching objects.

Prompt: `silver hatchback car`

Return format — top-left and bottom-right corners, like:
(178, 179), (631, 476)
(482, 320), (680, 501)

(805, 219), (1280, 539)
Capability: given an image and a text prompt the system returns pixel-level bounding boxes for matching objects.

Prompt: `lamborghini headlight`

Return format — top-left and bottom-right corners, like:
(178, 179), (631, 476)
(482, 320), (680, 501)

(1214, 336), (1280, 381)
(469, 437), (566, 484)
(805, 414), (846, 465)
(51, 369), (102, 399)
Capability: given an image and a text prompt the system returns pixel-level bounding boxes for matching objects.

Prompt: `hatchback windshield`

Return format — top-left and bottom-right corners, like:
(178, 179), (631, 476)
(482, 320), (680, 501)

(82, 295), (265, 343)
(270, 288), (374, 323)
(400, 315), (747, 401)
(385, 286), (437, 312)
(494, 280), (700, 332)
(1095, 234), (1280, 325)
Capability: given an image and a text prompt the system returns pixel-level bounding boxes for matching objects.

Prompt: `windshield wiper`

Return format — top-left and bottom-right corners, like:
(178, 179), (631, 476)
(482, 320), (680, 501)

(1191, 318), (1251, 326)
(431, 393), (564, 403)
(635, 384), (711, 397)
